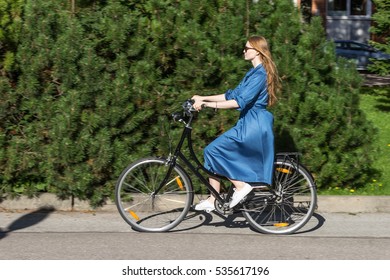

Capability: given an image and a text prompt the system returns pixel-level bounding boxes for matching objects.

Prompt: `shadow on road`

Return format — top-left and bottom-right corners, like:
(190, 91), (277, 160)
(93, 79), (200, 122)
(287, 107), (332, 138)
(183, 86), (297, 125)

(169, 211), (214, 232)
(171, 210), (326, 235)
(294, 212), (326, 235)
(0, 206), (55, 240)
(204, 211), (250, 229)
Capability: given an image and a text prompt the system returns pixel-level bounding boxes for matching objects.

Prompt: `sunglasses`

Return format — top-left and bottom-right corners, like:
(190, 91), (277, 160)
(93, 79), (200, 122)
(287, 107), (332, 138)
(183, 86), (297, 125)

(244, 46), (256, 52)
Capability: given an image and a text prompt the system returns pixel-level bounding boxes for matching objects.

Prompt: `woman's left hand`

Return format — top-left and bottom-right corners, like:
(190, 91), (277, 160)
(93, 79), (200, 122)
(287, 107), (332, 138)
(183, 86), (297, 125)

(191, 95), (204, 111)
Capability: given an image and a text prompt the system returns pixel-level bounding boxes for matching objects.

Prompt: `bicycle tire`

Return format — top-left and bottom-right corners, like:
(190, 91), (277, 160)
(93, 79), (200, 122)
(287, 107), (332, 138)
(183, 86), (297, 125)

(115, 157), (194, 232)
(242, 159), (317, 234)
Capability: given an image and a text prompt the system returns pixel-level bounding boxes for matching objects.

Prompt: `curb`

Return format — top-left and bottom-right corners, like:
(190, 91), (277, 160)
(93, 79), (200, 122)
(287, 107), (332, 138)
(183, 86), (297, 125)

(1, 193), (389, 213)
(0, 193), (116, 212)
(316, 195), (390, 213)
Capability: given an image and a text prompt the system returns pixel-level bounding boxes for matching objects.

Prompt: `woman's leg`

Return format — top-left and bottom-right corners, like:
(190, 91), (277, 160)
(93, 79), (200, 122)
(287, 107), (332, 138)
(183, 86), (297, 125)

(229, 179), (246, 190)
(194, 177), (220, 211)
(206, 178), (251, 204)
(207, 177), (221, 203)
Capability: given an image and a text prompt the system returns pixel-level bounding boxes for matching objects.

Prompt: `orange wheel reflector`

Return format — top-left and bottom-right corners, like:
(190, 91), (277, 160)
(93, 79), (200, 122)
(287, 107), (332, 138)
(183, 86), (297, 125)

(129, 210), (140, 221)
(274, 222), (289, 227)
(176, 176), (184, 190)
(276, 167), (292, 174)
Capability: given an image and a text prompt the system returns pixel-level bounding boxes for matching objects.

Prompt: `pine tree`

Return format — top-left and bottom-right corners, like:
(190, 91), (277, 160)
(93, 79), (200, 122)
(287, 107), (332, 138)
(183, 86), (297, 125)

(1, 0), (55, 196)
(0, 0), (378, 205)
(249, 1), (376, 189)
(369, 0), (390, 75)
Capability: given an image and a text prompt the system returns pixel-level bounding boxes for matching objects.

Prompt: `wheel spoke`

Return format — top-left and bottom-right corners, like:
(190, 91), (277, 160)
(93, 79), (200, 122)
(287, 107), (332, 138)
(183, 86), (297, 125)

(243, 160), (317, 234)
(115, 158), (193, 232)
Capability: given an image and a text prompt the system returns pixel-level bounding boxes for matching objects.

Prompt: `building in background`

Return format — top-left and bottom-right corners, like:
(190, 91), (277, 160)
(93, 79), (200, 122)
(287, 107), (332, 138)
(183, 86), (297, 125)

(294, 0), (373, 43)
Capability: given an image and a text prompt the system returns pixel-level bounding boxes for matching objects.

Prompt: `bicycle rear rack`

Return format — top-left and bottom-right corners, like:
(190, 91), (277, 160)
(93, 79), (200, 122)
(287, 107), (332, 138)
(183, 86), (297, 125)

(276, 152), (301, 169)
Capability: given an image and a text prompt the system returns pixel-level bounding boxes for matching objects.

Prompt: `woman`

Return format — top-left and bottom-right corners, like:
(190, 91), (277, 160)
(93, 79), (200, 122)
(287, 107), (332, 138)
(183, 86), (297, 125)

(192, 35), (281, 211)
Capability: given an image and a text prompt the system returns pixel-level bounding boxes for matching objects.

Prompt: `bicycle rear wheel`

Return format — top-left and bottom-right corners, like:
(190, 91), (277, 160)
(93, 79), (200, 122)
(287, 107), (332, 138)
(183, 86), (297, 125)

(242, 158), (317, 234)
(115, 157), (193, 232)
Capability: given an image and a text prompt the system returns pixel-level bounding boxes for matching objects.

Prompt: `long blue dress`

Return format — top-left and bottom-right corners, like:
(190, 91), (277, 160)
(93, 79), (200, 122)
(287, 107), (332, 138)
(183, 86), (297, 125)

(204, 64), (274, 185)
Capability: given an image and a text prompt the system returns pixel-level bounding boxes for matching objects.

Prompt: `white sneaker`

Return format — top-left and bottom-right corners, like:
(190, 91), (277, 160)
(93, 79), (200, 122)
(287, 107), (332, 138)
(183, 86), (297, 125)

(229, 184), (253, 208)
(194, 199), (215, 212)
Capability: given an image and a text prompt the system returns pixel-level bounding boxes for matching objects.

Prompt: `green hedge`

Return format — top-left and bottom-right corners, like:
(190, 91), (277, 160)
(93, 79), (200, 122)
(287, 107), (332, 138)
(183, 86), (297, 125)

(0, 0), (376, 206)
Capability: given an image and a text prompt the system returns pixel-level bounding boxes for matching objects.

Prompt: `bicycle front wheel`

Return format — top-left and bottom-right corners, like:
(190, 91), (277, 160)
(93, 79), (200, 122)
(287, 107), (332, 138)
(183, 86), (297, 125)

(242, 159), (317, 234)
(115, 157), (193, 232)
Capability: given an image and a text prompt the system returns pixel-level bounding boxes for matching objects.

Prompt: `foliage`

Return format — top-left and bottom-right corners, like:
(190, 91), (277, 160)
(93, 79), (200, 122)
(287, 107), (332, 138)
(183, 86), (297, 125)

(356, 86), (390, 194)
(369, 0), (390, 75)
(0, 0), (377, 206)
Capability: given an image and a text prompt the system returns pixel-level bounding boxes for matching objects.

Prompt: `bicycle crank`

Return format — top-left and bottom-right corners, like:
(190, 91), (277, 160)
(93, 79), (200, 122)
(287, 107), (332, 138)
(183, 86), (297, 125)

(214, 194), (233, 215)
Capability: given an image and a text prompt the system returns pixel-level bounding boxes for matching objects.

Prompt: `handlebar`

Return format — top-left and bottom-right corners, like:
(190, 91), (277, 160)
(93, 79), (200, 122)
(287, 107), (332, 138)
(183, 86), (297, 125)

(183, 99), (196, 113)
(172, 99), (196, 123)
(172, 99), (210, 123)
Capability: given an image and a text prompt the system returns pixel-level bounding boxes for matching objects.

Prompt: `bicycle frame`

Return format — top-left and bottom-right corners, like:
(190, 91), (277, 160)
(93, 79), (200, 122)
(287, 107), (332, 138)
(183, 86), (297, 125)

(155, 102), (229, 206)
(115, 99), (318, 234)
(173, 123), (228, 204)
(154, 100), (305, 208)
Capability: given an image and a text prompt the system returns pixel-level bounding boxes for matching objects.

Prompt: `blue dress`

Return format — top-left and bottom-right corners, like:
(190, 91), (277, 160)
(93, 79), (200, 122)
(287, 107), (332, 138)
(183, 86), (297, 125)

(204, 64), (274, 185)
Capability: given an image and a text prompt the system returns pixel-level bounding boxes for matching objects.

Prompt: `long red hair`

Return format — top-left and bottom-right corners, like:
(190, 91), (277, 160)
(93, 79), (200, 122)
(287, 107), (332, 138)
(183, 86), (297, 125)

(248, 36), (281, 106)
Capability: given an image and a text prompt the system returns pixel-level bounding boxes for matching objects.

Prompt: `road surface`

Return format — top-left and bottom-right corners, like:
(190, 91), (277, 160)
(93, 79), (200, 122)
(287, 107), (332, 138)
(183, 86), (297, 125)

(0, 209), (389, 260)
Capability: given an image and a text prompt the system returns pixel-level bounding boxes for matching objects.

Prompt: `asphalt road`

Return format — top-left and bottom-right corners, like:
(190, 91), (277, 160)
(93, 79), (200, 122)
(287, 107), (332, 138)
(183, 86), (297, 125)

(0, 209), (389, 260)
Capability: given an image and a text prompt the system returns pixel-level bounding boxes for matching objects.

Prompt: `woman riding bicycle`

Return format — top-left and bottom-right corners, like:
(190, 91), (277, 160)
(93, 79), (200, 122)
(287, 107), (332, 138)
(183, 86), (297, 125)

(192, 35), (281, 211)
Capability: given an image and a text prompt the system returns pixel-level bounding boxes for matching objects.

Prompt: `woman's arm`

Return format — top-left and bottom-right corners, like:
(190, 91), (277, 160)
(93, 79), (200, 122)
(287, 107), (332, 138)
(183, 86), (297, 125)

(192, 94), (226, 103)
(202, 99), (239, 110)
(192, 94), (239, 111)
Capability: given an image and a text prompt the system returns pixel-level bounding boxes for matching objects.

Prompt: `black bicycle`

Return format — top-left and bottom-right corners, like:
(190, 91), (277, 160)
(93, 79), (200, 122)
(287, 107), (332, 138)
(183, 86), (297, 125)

(115, 99), (317, 234)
